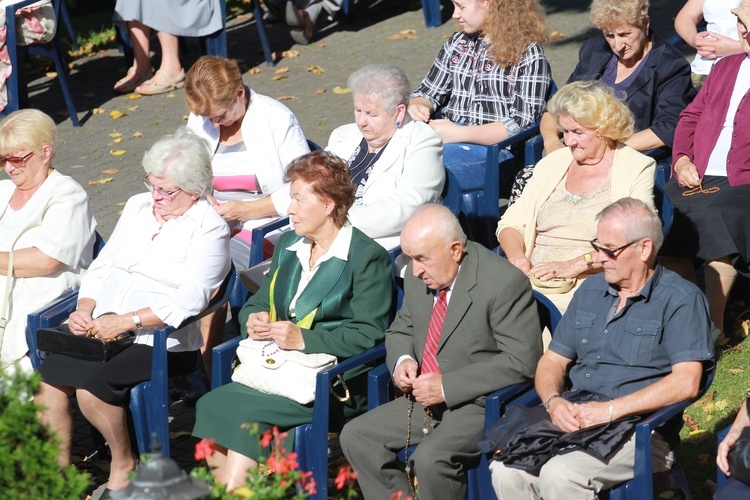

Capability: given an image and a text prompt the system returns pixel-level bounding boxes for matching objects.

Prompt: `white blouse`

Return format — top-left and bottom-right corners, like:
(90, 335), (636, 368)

(78, 194), (230, 351)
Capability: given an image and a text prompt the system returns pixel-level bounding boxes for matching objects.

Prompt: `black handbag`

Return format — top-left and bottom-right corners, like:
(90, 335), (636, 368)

(36, 324), (135, 362)
(728, 391), (750, 486)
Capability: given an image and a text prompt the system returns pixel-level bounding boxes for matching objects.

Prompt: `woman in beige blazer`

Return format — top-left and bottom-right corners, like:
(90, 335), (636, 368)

(498, 81), (655, 314)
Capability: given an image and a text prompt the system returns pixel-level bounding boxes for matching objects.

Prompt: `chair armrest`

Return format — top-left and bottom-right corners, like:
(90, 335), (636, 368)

(484, 383), (533, 433)
(26, 289), (79, 368)
(492, 122), (543, 152)
(249, 216), (290, 267)
(212, 336), (242, 390)
(367, 363), (392, 410)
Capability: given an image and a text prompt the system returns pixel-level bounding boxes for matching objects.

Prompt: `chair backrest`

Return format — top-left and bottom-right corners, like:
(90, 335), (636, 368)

(442, 168), (463, 217)
(307, 139), (323, 151)
(654, 183), (674, 236)
(532, 290), (562, 335)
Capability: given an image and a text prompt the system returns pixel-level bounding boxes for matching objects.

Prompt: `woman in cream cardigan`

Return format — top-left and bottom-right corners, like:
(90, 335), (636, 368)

(497, 81), (655, 315)
(327, 64), (444, 251)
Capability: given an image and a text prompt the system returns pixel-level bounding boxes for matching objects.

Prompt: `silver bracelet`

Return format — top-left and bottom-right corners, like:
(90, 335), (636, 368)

(543, 394), (561, 413)
(132, 310), (142, 329)
(608, 399), (613, 423)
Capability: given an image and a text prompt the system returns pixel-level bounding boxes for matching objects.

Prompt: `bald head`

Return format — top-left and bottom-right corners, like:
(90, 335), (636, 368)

(401, 205), (466, 290)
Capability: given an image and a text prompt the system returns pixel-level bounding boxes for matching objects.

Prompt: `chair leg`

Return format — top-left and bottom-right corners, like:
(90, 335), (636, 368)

(51, 42), (79, 126)
(59, 0), (78, 51)
(252, 0), (275, 66)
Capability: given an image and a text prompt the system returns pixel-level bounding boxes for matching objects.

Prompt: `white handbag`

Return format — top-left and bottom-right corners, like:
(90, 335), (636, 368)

(231, 339), (337, 405)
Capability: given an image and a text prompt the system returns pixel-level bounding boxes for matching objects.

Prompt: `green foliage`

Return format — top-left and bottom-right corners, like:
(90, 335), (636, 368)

(0, 369), (89, 499)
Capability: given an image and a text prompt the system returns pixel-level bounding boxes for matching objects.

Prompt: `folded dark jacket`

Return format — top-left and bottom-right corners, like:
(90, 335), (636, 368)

(479, 391), (640, 471)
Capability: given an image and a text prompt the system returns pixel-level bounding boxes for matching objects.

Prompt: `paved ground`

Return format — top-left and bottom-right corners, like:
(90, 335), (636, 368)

(23, 0), (688, 496)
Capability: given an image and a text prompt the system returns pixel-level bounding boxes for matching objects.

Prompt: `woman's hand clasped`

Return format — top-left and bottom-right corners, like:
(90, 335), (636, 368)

(673, 156), (701, 189)
(246, 312), (304, 350)
(70, 314), (130, 340)
(68, 310), (94, 335)
(528, 260), (578, 281)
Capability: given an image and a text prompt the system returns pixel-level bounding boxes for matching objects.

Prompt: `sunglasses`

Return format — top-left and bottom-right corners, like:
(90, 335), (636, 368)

(0, 151), (34, 168)
(589, 238), (643, 259)
(143, 177), (182, 201)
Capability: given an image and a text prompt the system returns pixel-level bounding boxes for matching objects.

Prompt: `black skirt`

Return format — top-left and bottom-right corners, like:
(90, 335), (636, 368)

(659, 176), (743, 266)
(38, 345), (199, 406)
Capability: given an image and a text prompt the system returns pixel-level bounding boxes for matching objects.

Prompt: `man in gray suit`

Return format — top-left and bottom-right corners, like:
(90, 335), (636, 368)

(340, 204), (543, 499)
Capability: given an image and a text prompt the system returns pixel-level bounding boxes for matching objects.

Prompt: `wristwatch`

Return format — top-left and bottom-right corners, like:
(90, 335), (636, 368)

(583, 252), (593, 268)
(132, 311), (142, 329)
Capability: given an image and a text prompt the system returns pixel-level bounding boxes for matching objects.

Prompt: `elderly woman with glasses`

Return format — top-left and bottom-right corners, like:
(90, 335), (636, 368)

(0, 109), (96, 373)
(36, 128), (230, 495)
(497, 81), (655, 317)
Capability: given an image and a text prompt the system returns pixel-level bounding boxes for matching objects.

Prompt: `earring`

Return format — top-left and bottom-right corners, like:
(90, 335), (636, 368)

(396, 121), (401, 127)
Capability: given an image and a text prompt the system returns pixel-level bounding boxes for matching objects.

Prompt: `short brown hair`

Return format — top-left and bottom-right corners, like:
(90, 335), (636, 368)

(590, 0), (649, 31)
(184, 56), (244, 116)
(284, 151), (355, 228)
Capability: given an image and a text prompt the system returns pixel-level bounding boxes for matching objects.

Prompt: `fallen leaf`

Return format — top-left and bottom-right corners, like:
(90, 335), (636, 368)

(684, 414), (700, 431)
(112, 137), (124, 143)
(274, 66), (290, 74)
(182, 114), (189, 120)
(128, 93), (142, 100)
(702, 390), (716, 404)
(658, 491), (675, 499)
(237, 13), (251, 20)
(109, 110), (125, 119)
(276, 95), (296, 101)
(317, 43), (327, 48)
(248, 67), (261, 74)
(716, 399), (729, 411)
(88, 177), (113, 185)
(400, 29), (416, 35)
(306, 64), (325, 74)
(315, 88), (326, 94)
(688, 429), (707, 436)
(109, 149), (126, 156)
(108, 132), (122, 138)
(282, 49), (300, 58)
(128, 105), (139, 112)
(166, 92), (176, 98)
(549, 31), (566, 40)
(728, 368), (746, 374)
(132, 131), (143, 138)
(102, 169), (119, 175)
(719, 336), (731, 346)
(388, 33), (418, 40)
(116, 202), (126, 206)
(92, 108), (105, 114)
(46, 71), (58, 78)
(332, 86), (351, 94)
(272, 75), (288, 81)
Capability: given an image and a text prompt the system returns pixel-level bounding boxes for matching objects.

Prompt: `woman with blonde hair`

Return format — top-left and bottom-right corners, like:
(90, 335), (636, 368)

(407, 0), (551, 187)
(498, 81), (655, 315)
(540, 0), (694, 158)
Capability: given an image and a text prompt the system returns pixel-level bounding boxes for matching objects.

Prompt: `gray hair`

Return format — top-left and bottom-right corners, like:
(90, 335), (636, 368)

(142, 128), (213, 198)
(596, 198), (664, 253)
(410, 204), (468, 246)
(347, 64), (411, 114)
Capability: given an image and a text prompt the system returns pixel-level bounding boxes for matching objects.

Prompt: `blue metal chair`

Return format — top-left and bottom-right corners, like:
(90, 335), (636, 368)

(442, 168), (462, 218)
(367, 290), (561, 500)
(717, 425), (731, 488)
(29, 265), (237, 457)
(655, 182), (674, 237)
(3, 0), (79, 125)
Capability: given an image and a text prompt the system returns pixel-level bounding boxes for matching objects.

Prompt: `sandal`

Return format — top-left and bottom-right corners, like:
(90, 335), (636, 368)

(114, 66), (154, 94)
(135, 68), (186, 96)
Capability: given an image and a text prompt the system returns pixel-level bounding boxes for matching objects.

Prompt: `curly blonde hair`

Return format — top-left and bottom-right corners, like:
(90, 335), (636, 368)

(589, 0), (649, 31)
(483, 0), (549, 66)
(547, 81), (634, 143)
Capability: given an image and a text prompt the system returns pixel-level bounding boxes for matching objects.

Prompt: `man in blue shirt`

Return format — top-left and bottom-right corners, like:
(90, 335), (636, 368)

(490, 197), (715, 499)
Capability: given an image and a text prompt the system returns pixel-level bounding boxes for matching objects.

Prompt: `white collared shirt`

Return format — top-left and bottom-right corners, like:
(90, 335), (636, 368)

(78, 193), (230, 351)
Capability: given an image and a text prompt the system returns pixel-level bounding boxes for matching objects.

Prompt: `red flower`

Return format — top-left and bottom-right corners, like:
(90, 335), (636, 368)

(304, 476), (317, 495)
(334, 465), (358, 490)
(266, 449), (299, 476)
(193, 438), (215, 461)
(271, 426), (289, 448)
(260, 429), (273, 448)
(390, 492), (414, 500)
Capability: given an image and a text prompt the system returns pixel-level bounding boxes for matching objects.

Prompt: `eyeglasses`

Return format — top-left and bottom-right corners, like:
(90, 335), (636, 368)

(590, 238), (643, 259)
(0, 151), (34, 168)
(143, 177), (182, 201)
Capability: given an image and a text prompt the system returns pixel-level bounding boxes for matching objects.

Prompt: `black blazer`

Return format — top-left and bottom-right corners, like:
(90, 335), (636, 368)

(567, 31), (695, 150)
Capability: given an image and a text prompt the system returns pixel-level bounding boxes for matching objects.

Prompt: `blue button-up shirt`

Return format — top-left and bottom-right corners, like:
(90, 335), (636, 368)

(550, 264), (715, 400)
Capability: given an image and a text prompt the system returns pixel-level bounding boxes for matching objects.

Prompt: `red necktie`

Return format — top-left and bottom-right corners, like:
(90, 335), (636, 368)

(421, 288), (448, 374)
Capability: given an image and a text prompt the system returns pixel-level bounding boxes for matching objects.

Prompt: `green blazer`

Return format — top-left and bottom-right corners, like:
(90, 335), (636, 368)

(239, 227), (393, 360)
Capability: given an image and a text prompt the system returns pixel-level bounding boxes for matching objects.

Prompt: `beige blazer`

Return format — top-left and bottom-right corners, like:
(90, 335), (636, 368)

(497, 144), (656, 258)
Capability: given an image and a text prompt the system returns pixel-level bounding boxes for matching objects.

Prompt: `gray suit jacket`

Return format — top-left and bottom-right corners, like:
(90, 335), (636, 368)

(386, 241), (543, 408)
